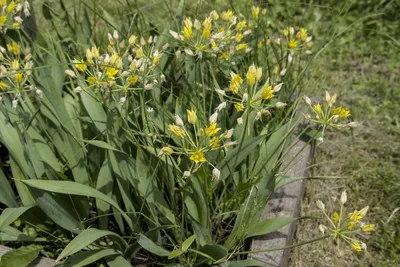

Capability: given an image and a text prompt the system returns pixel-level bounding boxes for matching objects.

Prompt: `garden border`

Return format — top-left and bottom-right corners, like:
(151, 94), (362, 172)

(250, 137), (315, 267)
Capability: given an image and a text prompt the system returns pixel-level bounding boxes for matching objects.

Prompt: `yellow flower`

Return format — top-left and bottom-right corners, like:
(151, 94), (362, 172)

(7, 42), (20, 56)
(350, 242), (362, 252)
(260, 85), (274, 100)
(296, 28), (308, 41)
(251, 6), (260, 20)
(152, 55), (161, 66)
(361, 224), (375, 232)
(209, 136), (219, 149)
(210, 10), (219, 20)
(6, 1), (16, 14)
(235, 21), (246, 32)
(246, 64), (257, 85)
(332, 107), (350, 119)
(184, 18), (192, 28)
(168, 124), (185, 138)
(283, 26), (293, 37)
(347, 220), (357, 230)
(220, 52), (229, 60)
(128, 35), (137, 45)
(202, 27), (211, 40)
(0, 0), (5, 6)
(189, 151), (207, 164)
(187, 109), (197, 124)
(236, 43), (248, 51)
(11, 60), (20, 70)
(288, 39), (297, 49)
(234, 103), (245, 112)
(0, 16), (6, 26)
(128, 75), (138, 85)
(87, 76), (96, 85)
(75, 60), (87, 72)
(182, 26), (193, 40)
(12, 22), (20, 30)
(14, 73), (24, 83)
(257, 41), (263, 48)
(314, 104), (322, 115)
(229, 73), (242, 94)
(203, 17), (212, 29)
(0, 81), (8, 91)
(136, 47), (143, 58)
(273, 66), (279, 74)
(332, 211), (340, 224)
(221, 10), (234, 22)
(235, 33), (243, 42)
(205, 123), (220, 137)
(106, 67), (118, 79)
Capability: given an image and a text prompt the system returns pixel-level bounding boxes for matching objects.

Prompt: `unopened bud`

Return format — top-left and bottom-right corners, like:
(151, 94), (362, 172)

(175, 115), (184, 127)
(275, 102), (287, 108)
(215, 88), (226, 96)
(209, 112), (218, 124)
(316, 200), (325, 211)
(303, 95), (311, 105)
(74, 86), (82, 93)
(216, 102), (227, 112)
(212, 168), (220, 180)
(224, 128), (234, 139)
(340, 190), (347, 204)
(237, 117), (243, 125)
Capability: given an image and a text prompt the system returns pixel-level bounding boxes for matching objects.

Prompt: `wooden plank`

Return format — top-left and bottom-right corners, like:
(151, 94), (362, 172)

(251, 138), (314, 266)
(0, 245), (56, 267)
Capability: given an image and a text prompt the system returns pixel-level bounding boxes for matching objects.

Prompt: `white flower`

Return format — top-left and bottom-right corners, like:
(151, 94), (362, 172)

(119, 96), (126, 104)
(36, 89), (43, 98)
(14, 16), (23, 23)
(209, 112), (218, 124)
(144, 83), (153, 90)
(212, 168), (221, 180)
(243, 30), (252, 36)
(340, 190), (347, 204)
(237, 117), (243, 125)
(316, 200), (325, 211)
(175, 115), (184, 127)
(170, 30), (180, 40)
(146, 107), (154, 113)
(184, 49), (194, 56)
(319, 224), (327, 233)
(160, 74), (166, 83)
(255, 111), (262, 121)
(303, 95), (311, 105)
(73, 86), (82, 93)
(183, 171), (191, 178)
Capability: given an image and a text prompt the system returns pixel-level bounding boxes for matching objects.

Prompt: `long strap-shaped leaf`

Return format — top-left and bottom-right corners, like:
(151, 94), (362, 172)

(56, 228), (127, 262)
(22, 180), (134, 229)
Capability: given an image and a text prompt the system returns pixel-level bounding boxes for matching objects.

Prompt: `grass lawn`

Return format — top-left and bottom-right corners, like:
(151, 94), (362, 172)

(289, 3), (400, 266)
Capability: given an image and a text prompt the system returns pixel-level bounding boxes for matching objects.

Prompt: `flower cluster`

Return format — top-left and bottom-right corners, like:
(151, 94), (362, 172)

(0, 40), (38, 107)
(317, 191), (374, 252)
(215, 63), (286, 120)
(0, 0), (31, 32)
(159, 107), (236, 180)
(66, 31), (166, 102)
(169, 7), (266, 60)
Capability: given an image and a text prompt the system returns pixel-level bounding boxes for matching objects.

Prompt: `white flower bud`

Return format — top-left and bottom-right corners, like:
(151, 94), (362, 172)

(36, 89), (43, 98)
(361, 242), (367, 251)
(175, 115), (184, 127)
(237, 117), (243, 125)
(14, 16), (23, 23)
(16, 3), (22, 12)
(74, 86), (82, 93)
(242, 93), (248, 102)
(162, 43), (169, 50)
(215, 88), (226, 96)
(209, 112), (218, 124)
(12, 99), (18, 109)
(275, 102), (287, 108)
(273, 83), (283, 92)
(144, 83), (153, 90)
(325, 91), (331, 103)
(147, 35), (153, 44)
(316, 200), (325, 211)
(121, 71), (130, 77)
(108, 33), (114, 44)
(65, 70), (76, 78)
(224, 128), (234, 139)
(0, 96), (3, 104)
(160, 74), (166, 83)
(279, 68), (287, 76)
(216, 102), (227, 112)
(140, 37), (146, 46)
(183, 171), (191, 178)
(243, 30), (252, 36)
(319, 224), (327, 233)
(306, 36), (313, 42)
(212, 168), (221, 180)
(113, 30), (119, 40)
(119, 96), (126, 104)
(303, 95), (311, 105)
(359, 206), (369, 217)
(347, 121), (358, 128)
(340, 190), (347, 204)
(255, 111), (262, 121)
(184, 49), (194, 56)
(223, 141), (237, 148)
(317, 136), (324, 144)
(305, 50), (312, 55)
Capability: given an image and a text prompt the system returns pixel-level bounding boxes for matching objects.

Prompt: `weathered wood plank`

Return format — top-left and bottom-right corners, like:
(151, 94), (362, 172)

(251, 138), (314, 267)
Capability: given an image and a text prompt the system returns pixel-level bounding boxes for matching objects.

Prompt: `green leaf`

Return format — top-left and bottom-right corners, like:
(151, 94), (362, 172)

(199, 244), (228, 262)
(56, 228), (127, 262)
(168, 250), (183, 260)
(105, 255), (132, 267)
(181, 234), (196, 252)
(61, 248), (120, 267)
(79, 90), (106, 134)
(82, 139), (120, 152)
(0, 206), (34, 232)
(245, 217), (296, 238)
(0, 168), (17, 207)
(0, 226), (43, 242)
(0, 245), (42, 267)
(22, 180), (133, 229)
(137, 233), (170, 257)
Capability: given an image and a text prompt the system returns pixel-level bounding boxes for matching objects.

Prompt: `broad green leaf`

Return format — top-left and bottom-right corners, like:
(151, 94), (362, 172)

(105, 255), (132, 267)
(96, 158), (114, 230)
(56, 228), (127, 262)
(137, 234), (170, 257)
(22, 180), (133, 229)
(0, 168), (17, 207)
(0, 245), (42, 267)
(82, 139), (120, 152)
(181, 234), (196, 252)
(0, 226), (41, 242)
(10, 159), (35, 206)
(61, 249), (119, 267)
(168, 250), (183, 260)
(0, 206), (34, 232)
(245, 217), (296, 238)
(79, 90), (106, 134)
(198, 244), (228, 262)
